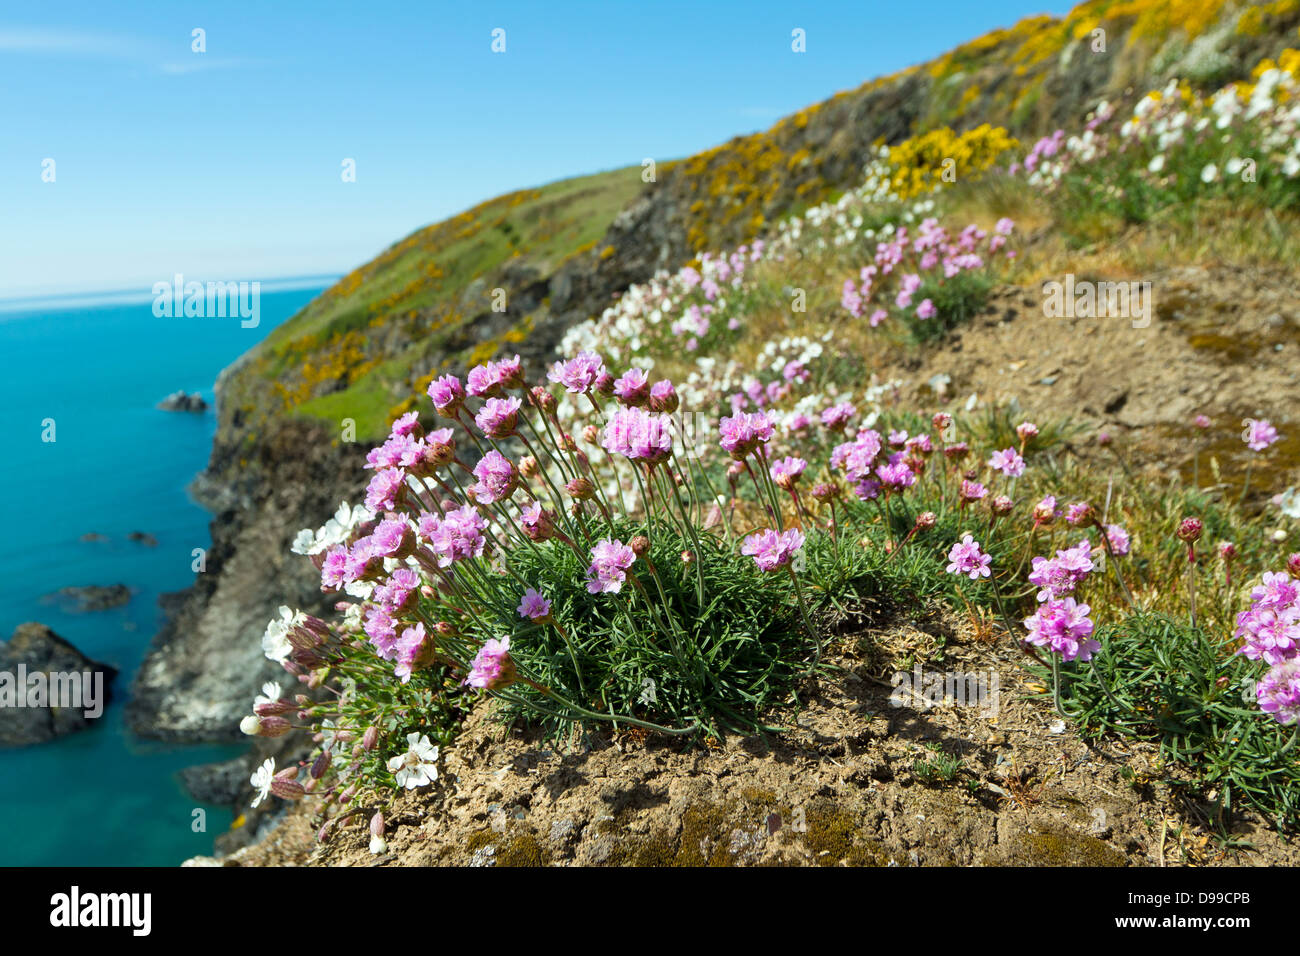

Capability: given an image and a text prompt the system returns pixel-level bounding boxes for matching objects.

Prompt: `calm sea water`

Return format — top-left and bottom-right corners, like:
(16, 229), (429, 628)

(0, 280), (329, 866)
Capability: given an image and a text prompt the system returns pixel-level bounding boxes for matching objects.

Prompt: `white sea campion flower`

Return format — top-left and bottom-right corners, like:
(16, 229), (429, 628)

(254, 681), (282, 708)
(249, 758), (275, 808)
(262, 606), (306, 663)
(1277, 488), (1300, 520)
(386, 733), (440, 789)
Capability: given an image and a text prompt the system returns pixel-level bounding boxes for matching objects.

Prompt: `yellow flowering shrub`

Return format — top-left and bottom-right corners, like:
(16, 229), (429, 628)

(885, 124), (1020, 199)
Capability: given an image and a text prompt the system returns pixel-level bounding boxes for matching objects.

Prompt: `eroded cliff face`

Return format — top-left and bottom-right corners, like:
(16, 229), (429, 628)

(129, 0), (1295, 747)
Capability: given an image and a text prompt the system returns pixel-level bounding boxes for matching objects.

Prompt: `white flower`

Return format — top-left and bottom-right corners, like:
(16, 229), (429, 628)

(249, 758), (275, 808)
(386, 733), (440, 789)
(1277, 488), (1300, 520)
(1147, 155), (1165, 173)
(1200, 163), (1219, 183)
(262, 606), (305, 663)
(254, 681), (282, 707)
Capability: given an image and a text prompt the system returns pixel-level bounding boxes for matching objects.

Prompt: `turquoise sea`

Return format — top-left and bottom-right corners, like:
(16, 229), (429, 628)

(0, 280), (330, 866)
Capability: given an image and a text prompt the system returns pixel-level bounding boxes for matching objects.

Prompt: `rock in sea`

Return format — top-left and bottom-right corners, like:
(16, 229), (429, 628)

(0, 622), (117, 747)
(157, 390), (207, 413)
(44, 584), (131, 612)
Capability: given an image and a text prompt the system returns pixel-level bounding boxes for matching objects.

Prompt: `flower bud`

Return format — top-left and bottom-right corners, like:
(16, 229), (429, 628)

(1176, 517), (1203, 543)
(562, 433), (578, 452)
(680, 550), (695, 565)
(566, 476), (595, 500)
(254, 698), (295, 717)
(270, 772), (306, 800)
(363, 726), (380, 752)
(915, 511), (937, 530)
(518, 455), (539, 478)
(239, 715), (262, 736)
(1065, 501), (1094, 525)
(630, 535), (650, 557)
(810, 482), (839, 503)
(311, 750), (332, 779)
(648, 380), (679, 414)
(991, 495), (1013, 516)
(1289, 553), (1300, 577)
(932, 412), (952, 432)
(531, 386), (556, 414)
(255, 716), (292, 738)
(368, 812), (386, 854)
(1218, 541), (1238, 562)
(582, 424), (601, 445)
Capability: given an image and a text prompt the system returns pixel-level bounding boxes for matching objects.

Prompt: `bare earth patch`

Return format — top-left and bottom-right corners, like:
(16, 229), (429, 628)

(201, 607), (1298, 867)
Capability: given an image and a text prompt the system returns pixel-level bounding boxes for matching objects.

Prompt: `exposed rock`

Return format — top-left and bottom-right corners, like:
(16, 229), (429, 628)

(44, 584), (131, 612)
(127, 531), (159, 547)
(158, 390), (207, 413)
(0, 623), (117, 747)
(80, 532), (108, 543)
(126, 418), (359, 743)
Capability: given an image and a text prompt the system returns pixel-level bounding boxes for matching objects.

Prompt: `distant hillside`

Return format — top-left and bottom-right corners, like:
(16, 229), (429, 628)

(213, 0), (1297, 461)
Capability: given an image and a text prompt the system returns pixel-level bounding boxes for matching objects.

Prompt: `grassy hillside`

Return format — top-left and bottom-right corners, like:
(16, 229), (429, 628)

(213, 0), (1300, 459)
(221, 168), (644, 444)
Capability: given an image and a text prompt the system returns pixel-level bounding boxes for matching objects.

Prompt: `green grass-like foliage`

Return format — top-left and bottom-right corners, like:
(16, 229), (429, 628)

(1063, 612), (1300, 830)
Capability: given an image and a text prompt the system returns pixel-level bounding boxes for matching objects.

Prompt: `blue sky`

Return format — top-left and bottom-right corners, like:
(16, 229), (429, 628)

(1, 0), (1073, 299)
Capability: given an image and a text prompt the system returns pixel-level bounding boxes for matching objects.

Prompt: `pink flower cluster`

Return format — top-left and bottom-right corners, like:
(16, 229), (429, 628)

(586, 538), (637, 594)
(841, 217), (1014, 327)
(1028, 540), (1094, 602)
(602, 406), (674, 463)
(741, 528), (805, 572)
(1236, 572), (1300, 667)
(1023, 597), (1099, 662)
(945, 535), (991, 580)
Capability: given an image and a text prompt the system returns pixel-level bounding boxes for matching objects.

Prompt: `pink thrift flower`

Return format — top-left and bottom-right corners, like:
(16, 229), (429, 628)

(586, 538), (637, 594)
(602, 406), (674, 463)
(946, 535), (992, 580)
(471, 450), (517, 504)
(475, 396), (521, 438)
(1023, 598), (1099, 662)
(464, 637), (516, 690)
(770, 456), (807, 490)
(517, 588), (552, 621)
(741, 528), (805, 572)
(718, 411), (774, 460)
(547, 352), (607, 394)
(427, 375), (465, 414)
(1245, 419), (1280, 452)
(365, 468), (405, 513)
(1256, 658), (1300, 725)
(988, 448), (1026, 478)
(820, 401), (856, 431)
(613, 367), (651, 406)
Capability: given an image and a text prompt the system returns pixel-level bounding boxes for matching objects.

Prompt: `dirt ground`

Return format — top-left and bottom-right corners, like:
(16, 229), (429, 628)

(887, 263), (1300, 494)
(197, 605), (1299, 867)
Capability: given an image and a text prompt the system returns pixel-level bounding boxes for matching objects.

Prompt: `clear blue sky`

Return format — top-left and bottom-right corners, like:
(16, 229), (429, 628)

(1, 0), (1073, 299)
